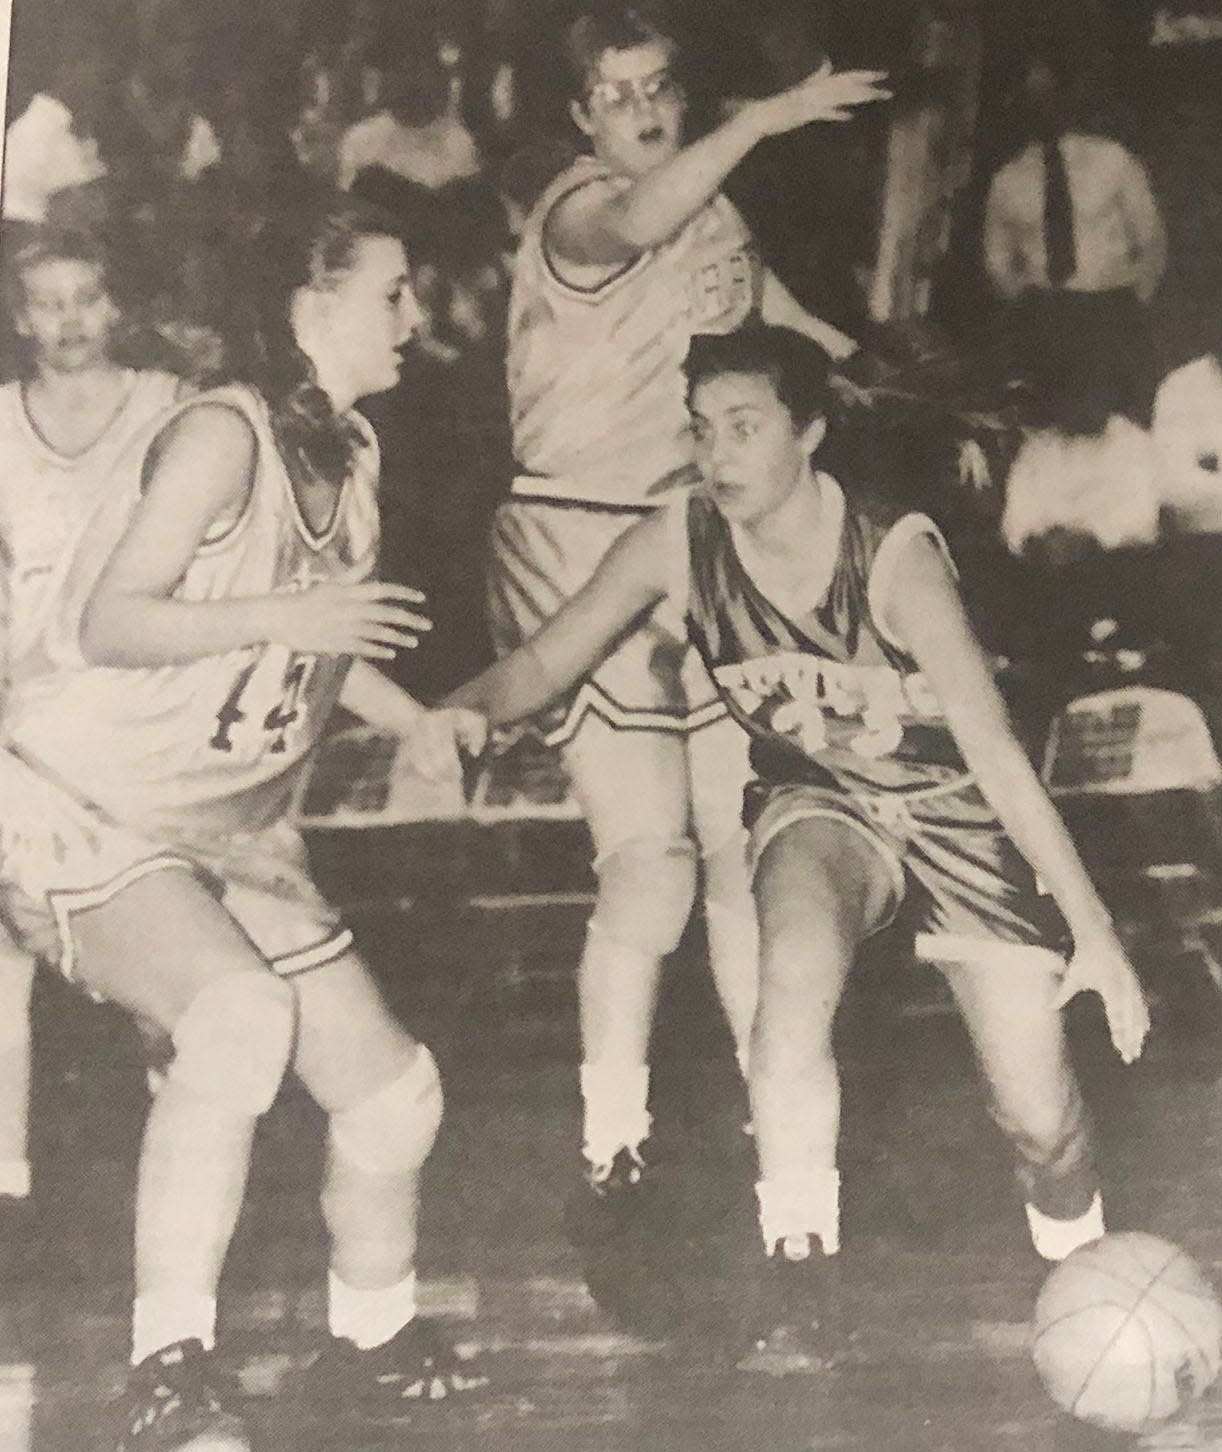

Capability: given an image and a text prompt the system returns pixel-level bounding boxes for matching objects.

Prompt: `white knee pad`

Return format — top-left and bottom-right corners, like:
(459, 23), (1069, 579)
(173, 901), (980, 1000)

(169, 972), (295, 1116)
(589, 835), (698, 960)
(329, 1045), (443, 1177)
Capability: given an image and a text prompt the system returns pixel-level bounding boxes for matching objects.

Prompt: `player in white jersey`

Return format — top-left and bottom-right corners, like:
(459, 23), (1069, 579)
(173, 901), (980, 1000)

(0, 229), (184, 1225)
(491, 1), (889, 1239)
(0, 196), (486, 1451)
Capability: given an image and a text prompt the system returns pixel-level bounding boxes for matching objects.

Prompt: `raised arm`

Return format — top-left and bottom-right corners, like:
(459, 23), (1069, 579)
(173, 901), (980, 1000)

(80, 403), (430, 668)
(551, 65), (890, 268)
(444, 509), (673, 723)
(882, 535), (1148, 1062)
(760, 268), (857, 361)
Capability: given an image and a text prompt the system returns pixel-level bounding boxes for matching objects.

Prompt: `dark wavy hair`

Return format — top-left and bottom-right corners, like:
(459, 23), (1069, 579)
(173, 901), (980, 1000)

(221, 190), (406, 485)
(684, 325), (832, 430)
(563, 1), (678, 100)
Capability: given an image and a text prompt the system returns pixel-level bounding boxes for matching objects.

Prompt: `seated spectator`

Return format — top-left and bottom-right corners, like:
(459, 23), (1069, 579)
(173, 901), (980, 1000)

(337, 51), (481, 194)
(1152, 347), (1222, 534)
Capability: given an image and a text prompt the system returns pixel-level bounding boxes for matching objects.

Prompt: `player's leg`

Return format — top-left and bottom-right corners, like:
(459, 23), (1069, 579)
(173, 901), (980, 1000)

(939, 946), (1102, 1261)
(685, 714), (757, 1081)
(0, 923), (35, 1204)
(751, 814), (897, 1261)
(290, 952), (484, 1405)
(561, 715), (696, 1185)
(69, 868), (296, 1449)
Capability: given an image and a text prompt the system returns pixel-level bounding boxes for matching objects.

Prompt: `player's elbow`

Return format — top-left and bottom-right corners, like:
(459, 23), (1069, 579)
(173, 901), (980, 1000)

(79, 592), (138, 667)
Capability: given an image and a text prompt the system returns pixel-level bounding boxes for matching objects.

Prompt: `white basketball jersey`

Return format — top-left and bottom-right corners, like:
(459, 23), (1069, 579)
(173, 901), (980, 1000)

(6, 384), (380, 838)
(0, 370), (181, 683)
(508, 156), (757, 506)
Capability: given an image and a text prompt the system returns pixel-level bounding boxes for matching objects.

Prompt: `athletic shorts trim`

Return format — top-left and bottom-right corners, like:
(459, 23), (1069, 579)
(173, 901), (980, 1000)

(47, 855), (198, 983)
(914, 933), (1064, 971)
(543, 678), (728, 748)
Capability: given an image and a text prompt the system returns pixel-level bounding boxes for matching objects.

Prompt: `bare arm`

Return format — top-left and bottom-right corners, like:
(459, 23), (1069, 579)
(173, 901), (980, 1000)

(760, 268), (857, 360)
(340, 660), (429, 734)
(551, 65), (889, 268)
(884, 536), (1148, 1060)
(80, 403), (431, 668)
(80, 404), (280, 666)
(444, 510), (672, 723)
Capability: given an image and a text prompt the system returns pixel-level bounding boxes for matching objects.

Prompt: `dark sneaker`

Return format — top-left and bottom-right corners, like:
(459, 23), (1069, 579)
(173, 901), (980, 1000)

(311, 1318), (487, 1418)
(564, 1145), (688, 1337)
(736, 1237), (848, 1375)
(117, 1339), (249, 1451)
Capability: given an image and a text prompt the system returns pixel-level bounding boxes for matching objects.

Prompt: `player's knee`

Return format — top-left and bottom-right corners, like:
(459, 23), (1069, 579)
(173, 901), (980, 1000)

(328, 1044), (443, 1177)
(168, 971), (296, 1116)
(589, 835), (698, 960)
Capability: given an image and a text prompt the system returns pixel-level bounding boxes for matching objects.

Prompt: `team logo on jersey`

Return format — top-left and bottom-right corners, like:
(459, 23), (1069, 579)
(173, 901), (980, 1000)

(713, 653), (942, 760)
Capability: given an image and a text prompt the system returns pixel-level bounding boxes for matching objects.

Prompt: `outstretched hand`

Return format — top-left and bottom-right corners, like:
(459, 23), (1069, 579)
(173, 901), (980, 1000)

(1054, 928), (1150, 1064)
(745, 61), (891, 139)
(406, 707), (488, 781)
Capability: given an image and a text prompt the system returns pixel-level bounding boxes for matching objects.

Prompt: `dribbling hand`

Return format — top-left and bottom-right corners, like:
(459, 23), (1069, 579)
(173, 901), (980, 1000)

(744, 61), (891, 139)
(268, 581), (432, 660)
(1054, 928), (1150, 1064)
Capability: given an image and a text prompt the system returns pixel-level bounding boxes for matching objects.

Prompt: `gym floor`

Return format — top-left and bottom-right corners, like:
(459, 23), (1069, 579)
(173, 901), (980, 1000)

(8, 819), (1222, 1452)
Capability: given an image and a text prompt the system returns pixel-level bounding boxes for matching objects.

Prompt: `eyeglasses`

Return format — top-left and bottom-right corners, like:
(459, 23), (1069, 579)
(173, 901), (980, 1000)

(585, 67), (681, 115)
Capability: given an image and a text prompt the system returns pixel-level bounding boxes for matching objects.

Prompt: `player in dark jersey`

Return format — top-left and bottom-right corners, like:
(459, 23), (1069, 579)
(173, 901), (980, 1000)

(447, 324), (1148, 1365)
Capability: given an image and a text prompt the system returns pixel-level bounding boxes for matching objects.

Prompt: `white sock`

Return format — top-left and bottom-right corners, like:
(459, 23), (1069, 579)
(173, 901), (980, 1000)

(756, 1171), (842, 1256)
(0, 1158), (30, 1200)
(579, 1062), (650, 1170)
(131, 1292), (217, 1366)
(328, 1269), (418, 1350)
(1026, 1192), (1105, 1262)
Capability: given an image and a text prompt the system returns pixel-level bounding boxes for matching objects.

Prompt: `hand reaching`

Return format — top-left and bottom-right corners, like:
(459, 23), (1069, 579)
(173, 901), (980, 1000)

(1054, 928), (1150, 1064)
(269, 581), (432, 660)
(744, 61), (891, 139)
(405, 707), (488, 781)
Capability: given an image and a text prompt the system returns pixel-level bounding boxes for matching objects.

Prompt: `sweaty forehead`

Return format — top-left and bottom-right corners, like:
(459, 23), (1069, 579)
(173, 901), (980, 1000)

(590, 39), (674, 87)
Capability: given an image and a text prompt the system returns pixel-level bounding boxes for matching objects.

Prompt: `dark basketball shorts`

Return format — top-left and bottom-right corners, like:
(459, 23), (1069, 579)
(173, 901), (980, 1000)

(745, 773), (1068, 963)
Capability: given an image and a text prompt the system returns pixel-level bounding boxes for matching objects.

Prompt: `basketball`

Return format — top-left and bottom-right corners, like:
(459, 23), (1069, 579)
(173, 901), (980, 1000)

(1032, 1233), (1222, 1433)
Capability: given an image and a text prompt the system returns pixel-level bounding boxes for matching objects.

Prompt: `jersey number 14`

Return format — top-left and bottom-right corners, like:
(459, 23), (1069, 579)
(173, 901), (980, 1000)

(211, 653), (314, 756)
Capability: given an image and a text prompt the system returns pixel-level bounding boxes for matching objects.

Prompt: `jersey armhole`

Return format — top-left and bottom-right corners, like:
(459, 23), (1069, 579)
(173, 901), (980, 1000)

(541, 175), (648, 300)
(140, 398), (260, 552)
(867, 514), (957, 653)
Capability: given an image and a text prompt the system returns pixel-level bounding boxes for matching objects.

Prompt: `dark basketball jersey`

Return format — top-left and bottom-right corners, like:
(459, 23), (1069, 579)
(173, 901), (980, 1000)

(679, 476), (970, 797)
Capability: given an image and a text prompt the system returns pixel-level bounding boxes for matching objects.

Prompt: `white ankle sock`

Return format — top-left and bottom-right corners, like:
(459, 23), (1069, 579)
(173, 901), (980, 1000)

(0, 1158), (30, 1199)
(328, 1269), (418, 1350)
(131, 1292), (217, 1366)
(756, 1171), (842, 1255)
(580, 1063), (650, 1170)
(1026, 1192), (1105, 1262)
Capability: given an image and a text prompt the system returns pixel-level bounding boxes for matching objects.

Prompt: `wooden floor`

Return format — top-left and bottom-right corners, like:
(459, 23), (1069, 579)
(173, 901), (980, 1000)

(10, 877), (1222, 1452)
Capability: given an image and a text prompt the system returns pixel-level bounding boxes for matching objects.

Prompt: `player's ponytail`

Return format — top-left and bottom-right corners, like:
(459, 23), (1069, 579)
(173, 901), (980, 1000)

(224, 191), (403, 485)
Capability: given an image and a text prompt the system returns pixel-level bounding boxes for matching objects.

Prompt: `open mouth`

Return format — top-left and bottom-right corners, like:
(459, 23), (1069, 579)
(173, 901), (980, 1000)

(638, 124), (666, 145)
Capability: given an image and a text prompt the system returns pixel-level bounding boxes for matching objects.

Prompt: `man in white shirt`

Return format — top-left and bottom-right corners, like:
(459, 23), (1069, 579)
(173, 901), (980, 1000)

(982, 56), (1165, 403)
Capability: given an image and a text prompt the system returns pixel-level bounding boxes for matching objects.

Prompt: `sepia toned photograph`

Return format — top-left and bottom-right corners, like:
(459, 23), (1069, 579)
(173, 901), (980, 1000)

(0, 0), (1220, 1447)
